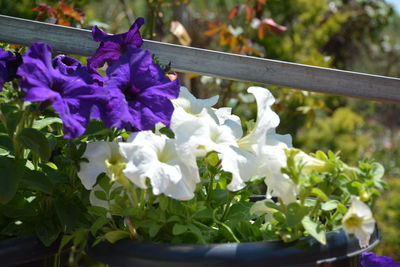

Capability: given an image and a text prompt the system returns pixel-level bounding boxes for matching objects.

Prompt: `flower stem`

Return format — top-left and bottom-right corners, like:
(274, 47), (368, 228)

(220, 193), (234, 222)
(206, 171), (215, 204)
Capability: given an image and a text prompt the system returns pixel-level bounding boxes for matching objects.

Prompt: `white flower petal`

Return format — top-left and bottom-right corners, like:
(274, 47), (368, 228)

(214, 107), (243, 139)
(120, 131), (200, 200)
(78, 141), (119, 189)
(266, 130), (293, 148)
(172, 86), (218, 115)
(342, 196), (376, 248)
(265, 175), (297, 205)
(219, 146), (258, 191)
(239, 87), (282, 153)
(174, 113), (238, 156)
(354, 228), (371, 248)
(250, 199), (276, 216)
(352, 196), (373, 218)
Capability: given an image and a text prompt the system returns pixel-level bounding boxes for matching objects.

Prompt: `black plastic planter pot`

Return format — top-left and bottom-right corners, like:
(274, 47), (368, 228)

(0, 235), (59, 267)
(88, 226), (380, 267)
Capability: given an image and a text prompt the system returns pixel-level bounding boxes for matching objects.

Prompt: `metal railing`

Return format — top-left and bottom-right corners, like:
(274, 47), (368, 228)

(0, 14), (399, 103)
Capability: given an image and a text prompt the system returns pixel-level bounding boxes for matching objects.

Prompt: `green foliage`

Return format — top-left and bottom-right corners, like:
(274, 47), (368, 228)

(298, 107), (370, 163)
(374, 178), (400, 261)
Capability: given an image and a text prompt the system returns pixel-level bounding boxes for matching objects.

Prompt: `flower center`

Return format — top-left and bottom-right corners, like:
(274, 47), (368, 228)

(344, 214), (362, 228)
(105, 155), (129, 187)
(123, 84), (141, 101)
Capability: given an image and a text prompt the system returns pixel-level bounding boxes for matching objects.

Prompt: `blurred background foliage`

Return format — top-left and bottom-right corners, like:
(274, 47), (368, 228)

(1, 0), (400, 262)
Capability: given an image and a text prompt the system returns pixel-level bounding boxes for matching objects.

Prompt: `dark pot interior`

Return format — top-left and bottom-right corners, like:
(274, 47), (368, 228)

(0, 235), (60, 267)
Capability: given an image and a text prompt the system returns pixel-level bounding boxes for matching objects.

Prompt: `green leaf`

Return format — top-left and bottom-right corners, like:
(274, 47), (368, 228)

(58, 235), (73, 253)
(3, 201), (37, 217)
(91, 217), (110, 236)
(35, 220), (60, 246)
(206, 152), (219, 167)
(158, 127), (174, 139)
(82, 120), (112, 137)
(159, 196), (168, 211)
(5, 109), (22, 135)
(301, 216), (326, 245)
(321, 200), (338, 211)
(167, 215), (181, 223)
(104, 230), (130, 244)
(187, 224), (205, 243)
(33, 117), (62, 130)
(286, 203), (308, 227)
(172, 224), (187, 235)
(304, 198), (317, 207)
(371, 162), (385, 189)
(54, 197), (89, 231)
(310, 188), (329, 201)
(0, 157), (26, 204)
(72, 229), (89, 247)
(88, 206), (108, 216)
(371, 162), (384, 179)
(17, 128), (51, 162)
(20, 170), (53, 194)
(94, 190), (108, 201)
(0, 134), (13, 152)
(273, 212), (286, 223)
(315, 150), (328, 161)
(148, 223), (162, 238)
(264, 201), (281, 211)
(337, 203), (348, 214)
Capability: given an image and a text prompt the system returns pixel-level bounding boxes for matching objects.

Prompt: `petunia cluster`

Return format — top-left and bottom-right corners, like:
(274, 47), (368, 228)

(2, 18), (179, 138)
(0, 16), (385, 253)
(78, 85), (380, 248)
(78, 86), (296, 200)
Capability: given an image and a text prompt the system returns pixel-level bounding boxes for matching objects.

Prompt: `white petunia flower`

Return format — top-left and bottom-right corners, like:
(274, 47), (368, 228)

(250, 199), (277, 223)
(238, 86), (291, 153)
(119, 131), (200, 201)
(219, 145), (259, 191)
(173, 110), (249, 191)
(171, 86), (218, 117)
(78, 140), (127, 190)
(342, 196), (376, 248)
(171, 87), (220, 136)
(213, 107), (243, 140)
(257, 145), (298, 204)
(172, 86), (293, 194)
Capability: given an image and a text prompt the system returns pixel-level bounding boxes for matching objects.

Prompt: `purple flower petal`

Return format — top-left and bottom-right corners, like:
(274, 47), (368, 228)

(18, 42), (108, 139)
(102, 47), (180, 130)
(124, 17), (145, 46)
(0, 48), (17, 89)
(53, 55), (83, 75)
(88, 18), (145, 69)
(53, 55), (106, 86)
(128, 94), (175, 129)
(360, 252), (400, 267)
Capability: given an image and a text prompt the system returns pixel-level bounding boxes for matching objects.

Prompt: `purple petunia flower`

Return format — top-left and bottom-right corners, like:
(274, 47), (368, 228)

(18, 42), (107, 139)
(102, 47), (180, 131)
(360, 252), (400, 267)
(87, 17), (145, 69)
(53, 55), (105, 86)
(0, 48), (17, 89)
(53, 55), (84, 75)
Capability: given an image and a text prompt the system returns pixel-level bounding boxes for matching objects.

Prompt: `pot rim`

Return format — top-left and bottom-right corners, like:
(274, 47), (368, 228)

(88, 225), (380, 267)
